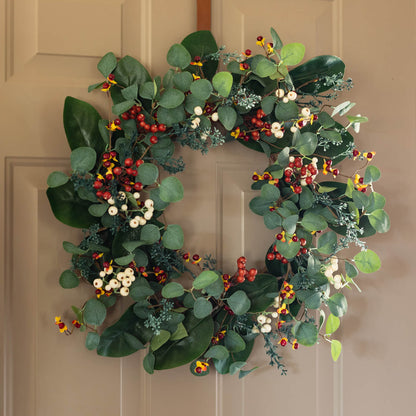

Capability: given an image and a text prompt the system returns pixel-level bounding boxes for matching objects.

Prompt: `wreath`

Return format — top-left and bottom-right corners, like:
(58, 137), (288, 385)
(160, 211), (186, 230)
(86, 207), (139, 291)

(48, 28), (389, 377)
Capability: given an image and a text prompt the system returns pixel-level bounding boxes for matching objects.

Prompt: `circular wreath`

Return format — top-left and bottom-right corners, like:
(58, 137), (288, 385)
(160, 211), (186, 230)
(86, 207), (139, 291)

(48, 28), (389, 377)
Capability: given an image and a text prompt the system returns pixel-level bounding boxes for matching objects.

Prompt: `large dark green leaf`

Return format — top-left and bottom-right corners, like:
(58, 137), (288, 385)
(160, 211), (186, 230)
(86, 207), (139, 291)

(63, 96), (105, 154)
(290, 55), (345, 93)
(154, 312), (214, 370)
(236, 274), (278, 312)
(181, 30), (218, 80)
(47, 181), (98, 228)
(97, 305), (152, 357)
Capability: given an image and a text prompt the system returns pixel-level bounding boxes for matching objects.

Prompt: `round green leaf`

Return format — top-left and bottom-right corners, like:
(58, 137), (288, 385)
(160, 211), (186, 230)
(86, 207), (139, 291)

(112, 100), (135, 115)
(140, 81), (157, 100)
(88, 203), (109, 217)
(162, 224), (184, 250)
(193, 297), (213, 319)
(85, 332), (100, 350)
(62, 241), (86, 255)
(173, 72), (193, 92)
(249, 196), (271, 216)
(162, 282), (185, 299)
(140, 224), (161, 244)
(325, 314), (340, 335)
(301, 212), (328, 231)
(167, 43), (192, 69)
(331, 339), (342, 361)
(274, 100), (299, 121)
(218, 106), (237, 131)
(263, 210), (282, 229)
(193, 270), (219, 290)
(59, 269), (79, 289)
(281, 42), (305, 66)
(345, 261), (359, 279)
(224, 330), (246, 353)
(317, 231), (337, 255)
(354, 249), (381, 274)
(212, 71), (233, 97)
(292, 321), (318, 346)
(205, 345), (229, 360)
(143, 351), (155, 374)
(157, 105), (185, 126)
(274, 239), (301, 260)
(190, 79), (213, 100)
(226, 290), (251, 315)
(137, 163), (159, 185)
(159, 88), (185, 109)
(260, 183), (280, 202)
(47, 171), (69, 188)
(70, 147), (97, 173)
(84, 298), (107, 326)
(283, 214), (299, 235)
(97, 52), (117, 77)
(364, 165), (381, 184)
(327, 293), (348, 317)
(159, 176), (184, 202)
(253, 57), (277, 77)
(261, 95), (276, 115)
(294, 132), (318, 156)
(368, 209), (390, 233)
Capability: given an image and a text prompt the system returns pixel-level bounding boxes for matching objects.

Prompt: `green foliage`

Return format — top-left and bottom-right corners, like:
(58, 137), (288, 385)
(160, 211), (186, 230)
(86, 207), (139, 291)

(354, 249), (381, 273)
(162, 224), (184, 249)
(47, 171), (69, 188)
(167, 44), (192, 69)
(159, 177), (184, 202)
(84, 298), (107, 326)
(331, 340), (342, 361)
(281, 43), (305, 66)
(193, 270), (219, 290)
(161, 282), (185, 298)
(212, 71), (233, 97)
(59, 269), (80, 289)
(292, 321), (318, 346)
(226, 291), (251, 315)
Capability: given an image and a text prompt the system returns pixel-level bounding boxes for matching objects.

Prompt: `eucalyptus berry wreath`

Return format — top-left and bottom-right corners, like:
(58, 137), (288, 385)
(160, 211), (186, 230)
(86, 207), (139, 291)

(48, 29), (389, 377)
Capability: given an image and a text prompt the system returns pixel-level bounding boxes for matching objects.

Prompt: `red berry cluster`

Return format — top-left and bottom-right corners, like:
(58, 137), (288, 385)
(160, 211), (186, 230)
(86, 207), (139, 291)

(93, 151), (144, 196)
(283, 157), (317, 194)
(266, 235), (308, 263)
(222, 274), (231, 291)
(182, 252), (202, 265)
(153, 266), (167, 283)
(238, 109), (274, 141)
(121, 104), (166, 144)
(234, 256), (257, 283)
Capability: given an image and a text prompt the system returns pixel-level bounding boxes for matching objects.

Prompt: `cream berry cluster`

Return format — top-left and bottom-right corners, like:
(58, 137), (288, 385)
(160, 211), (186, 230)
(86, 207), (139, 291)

(93, 266), (136, 297)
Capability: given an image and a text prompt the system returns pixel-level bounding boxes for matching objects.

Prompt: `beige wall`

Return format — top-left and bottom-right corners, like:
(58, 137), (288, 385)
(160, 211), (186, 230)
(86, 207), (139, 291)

(0, 0), (414, 415)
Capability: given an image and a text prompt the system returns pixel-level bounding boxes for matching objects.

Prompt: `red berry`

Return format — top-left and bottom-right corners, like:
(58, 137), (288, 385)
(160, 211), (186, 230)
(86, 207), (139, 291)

(110, 151), (117, 158)
(133, 182), (143, 191)
(103, 160), (111, 168)
(121, 112), (129, 120)
(137, 114), (145, 122)
(158, 123), (166, 132)
(144, 124), (150, 131)
(113, 166), (122, 175)
(294, 186), (302, 194)
(293, 342), (299, 350)
(294, 157), (303, 168)
(150, 135), (158, 144)
(263, 173), (271, 180)
(366, 152), (373, 159)
(103, 152), (110, 159)
(292, 236), (298, 242)
(150, 124), (158, 133)
(236, 275), (245, 283)
(300, 238), (307, 246)
(195, 367), (202, 374)
(96, 191), (103, 198)
(93, 181), (103, 189)
(105, 174), (112, 181)
(126, 168), (134, 176)
(218, 332), (225, 340)
(114, 118), (121, 126)
(238, 256), (246, 264)
(124, 158), (133, 167)
(245, 49), (251, 56)
(183, 253), (189, 260)
(246, 274), (256, 282)
(301, 248), (308, 254)
(102, 82), (110, 90)
(332, 168), (339, 176)
(275, 253), (282, 261)
(252, 174), (259, 181)
(267, 253), (275, 261)
(306, 177), (313, 185)
(276, 233), (283, 240)
(103, 191), (111, 200)
(124, 185), (132, 192)
(280, 339), (287, 347)
(136, 159), (144, 167)
(192, 254), (200, 261)
(139, 267), (145, 273)
(248, 268), (257, 276)
(257, 36), (263, 41)
(282, 258), (288, 264)
(108, 74), (115, 81)
(58, 322), (65, 329)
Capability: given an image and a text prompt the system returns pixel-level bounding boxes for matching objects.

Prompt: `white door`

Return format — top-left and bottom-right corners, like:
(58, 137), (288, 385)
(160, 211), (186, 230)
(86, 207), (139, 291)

(1, 0), (414, 415)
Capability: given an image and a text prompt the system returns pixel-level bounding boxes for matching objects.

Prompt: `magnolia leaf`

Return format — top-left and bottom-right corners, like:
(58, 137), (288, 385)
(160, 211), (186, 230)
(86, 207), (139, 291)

(151, 330), (171, 352)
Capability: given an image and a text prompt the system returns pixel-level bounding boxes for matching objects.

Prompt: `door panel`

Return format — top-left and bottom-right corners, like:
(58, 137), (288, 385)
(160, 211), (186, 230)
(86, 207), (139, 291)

(1, 0), (414, 415)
